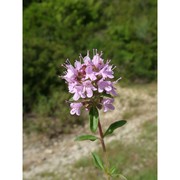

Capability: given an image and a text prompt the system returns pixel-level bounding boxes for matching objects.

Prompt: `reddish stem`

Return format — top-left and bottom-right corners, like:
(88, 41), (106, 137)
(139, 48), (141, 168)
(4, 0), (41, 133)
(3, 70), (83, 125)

(98, 118), (110, 180)
(98, 120), (106, 152)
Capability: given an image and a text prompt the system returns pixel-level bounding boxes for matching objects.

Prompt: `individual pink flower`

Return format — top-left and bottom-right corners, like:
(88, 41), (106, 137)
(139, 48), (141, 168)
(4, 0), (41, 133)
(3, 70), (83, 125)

(102, 98), (115, 112)
(82, 80), (97, 98)
(72, 85), (86, 101)
(74, 60), (82, 71)
(63, 64), (77, 83)
(85, 66), (97, 81)
(92, 54), (104, 69)
(83, 53), (92, 66)
(97, 79), (113, 93)
(70, 102), (83, 116)
(106, 84), (118, 96)
(97, 62), (114, 79)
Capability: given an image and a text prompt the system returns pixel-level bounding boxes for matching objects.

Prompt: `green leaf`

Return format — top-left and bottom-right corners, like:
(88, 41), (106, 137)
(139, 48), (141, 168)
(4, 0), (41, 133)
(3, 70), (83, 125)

(75, 135), (98, 141)
(112, 174), (127, 180)
(119, 174), (127, 180)
(104, 120), (127, 137)
(109, 166), (117, 175)
(109, 167), (127, 180)
(91, 152), (104, 170)
(89, 107), (99, 133)
(69, 97), (74, 101)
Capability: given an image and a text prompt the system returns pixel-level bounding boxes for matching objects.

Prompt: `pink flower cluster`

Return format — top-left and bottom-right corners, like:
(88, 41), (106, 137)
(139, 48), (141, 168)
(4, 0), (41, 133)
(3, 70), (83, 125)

(62, 50), (119, 116)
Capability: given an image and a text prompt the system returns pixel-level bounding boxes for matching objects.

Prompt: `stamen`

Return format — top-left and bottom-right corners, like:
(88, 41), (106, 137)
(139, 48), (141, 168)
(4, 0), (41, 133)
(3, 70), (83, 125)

(61, 63), (67, 68)
(87, 50), (89, 57)
(114, 77), (122, 83)
(93, 49), (95, 56)
(65, 59), (71, 65)
(106, 59), (111, 65)
(79, 53), (83, 63)
(112, 65), (116, 70)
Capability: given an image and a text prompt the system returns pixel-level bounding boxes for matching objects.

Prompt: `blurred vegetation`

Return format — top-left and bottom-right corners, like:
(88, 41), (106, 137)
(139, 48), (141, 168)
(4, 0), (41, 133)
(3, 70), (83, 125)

(23, 0), (157, 136)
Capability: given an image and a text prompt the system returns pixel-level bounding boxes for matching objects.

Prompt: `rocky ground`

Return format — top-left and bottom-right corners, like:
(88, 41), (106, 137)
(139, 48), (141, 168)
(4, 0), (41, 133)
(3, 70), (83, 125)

(23, 83), (157, 180)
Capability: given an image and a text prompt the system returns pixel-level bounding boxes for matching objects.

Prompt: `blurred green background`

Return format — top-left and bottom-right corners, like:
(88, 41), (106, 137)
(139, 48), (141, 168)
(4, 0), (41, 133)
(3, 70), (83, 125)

(23, 0), (157, 136)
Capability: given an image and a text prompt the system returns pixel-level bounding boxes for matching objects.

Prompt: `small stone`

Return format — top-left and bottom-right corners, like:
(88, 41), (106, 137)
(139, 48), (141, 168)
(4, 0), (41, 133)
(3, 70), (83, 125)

(44, 149), (53, 154)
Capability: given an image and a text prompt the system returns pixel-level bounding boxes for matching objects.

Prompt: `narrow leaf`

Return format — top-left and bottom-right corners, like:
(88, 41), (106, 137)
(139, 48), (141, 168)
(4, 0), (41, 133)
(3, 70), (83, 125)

(89, 107), (99, 133)
(112, 174), (127, 180)
(75, 135), (98, 141)
(109, 166), (116, 175)
(104, 120), (127, 137)
(69, 97), (74, 101)
(92, 152), (104, 170)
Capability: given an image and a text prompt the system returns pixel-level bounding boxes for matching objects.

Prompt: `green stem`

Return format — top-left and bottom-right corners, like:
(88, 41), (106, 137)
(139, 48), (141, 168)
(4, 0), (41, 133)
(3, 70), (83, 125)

(98, 118), (110, 180)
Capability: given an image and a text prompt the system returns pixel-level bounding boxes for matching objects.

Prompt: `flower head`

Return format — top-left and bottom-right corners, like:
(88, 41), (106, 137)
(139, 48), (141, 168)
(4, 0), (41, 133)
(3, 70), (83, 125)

(62, 50), (120, 115)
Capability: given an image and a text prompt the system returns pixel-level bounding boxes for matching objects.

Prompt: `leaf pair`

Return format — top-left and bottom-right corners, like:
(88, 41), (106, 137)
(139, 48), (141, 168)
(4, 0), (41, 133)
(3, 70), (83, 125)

(89, 106), (127, 136)
(91, 153), (127, 180)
